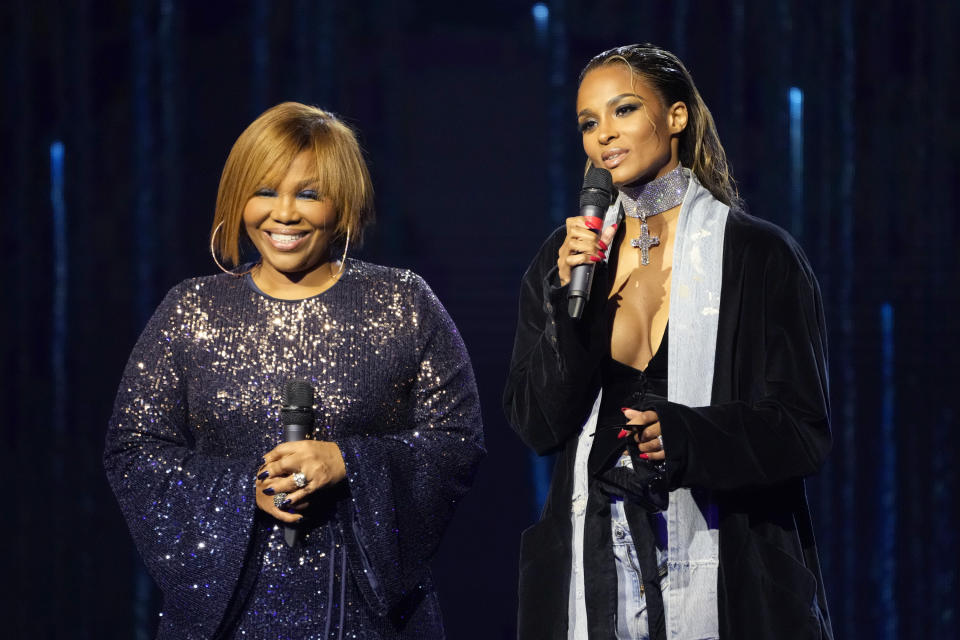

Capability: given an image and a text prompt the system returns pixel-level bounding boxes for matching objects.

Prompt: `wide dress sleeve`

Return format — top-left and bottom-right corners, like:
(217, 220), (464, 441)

(652, 229), (833, 492)
(335, 275), (485, 617)
(502, 228), (609, 455)
(103, 283), (260, 638)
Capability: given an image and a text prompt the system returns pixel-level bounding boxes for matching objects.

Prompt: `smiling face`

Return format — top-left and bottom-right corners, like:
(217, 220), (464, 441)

(576, 64), (687, 186)
(243, 150), (338, 285)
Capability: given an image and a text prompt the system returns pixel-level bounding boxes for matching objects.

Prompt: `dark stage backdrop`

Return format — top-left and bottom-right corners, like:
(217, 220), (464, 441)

(2, 1), (958, 638)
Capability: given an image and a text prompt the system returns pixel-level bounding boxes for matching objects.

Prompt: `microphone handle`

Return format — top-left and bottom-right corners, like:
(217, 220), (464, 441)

(568, 202), (607, 319)
(282, 418), (311, 547)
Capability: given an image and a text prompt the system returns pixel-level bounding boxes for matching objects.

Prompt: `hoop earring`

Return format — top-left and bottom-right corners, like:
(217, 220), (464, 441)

(335, 230), (350, 278)
(210, 221), (256, 276)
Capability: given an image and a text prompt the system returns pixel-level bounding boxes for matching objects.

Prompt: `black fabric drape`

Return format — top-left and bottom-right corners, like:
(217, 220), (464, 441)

(504, 209), (834, 639)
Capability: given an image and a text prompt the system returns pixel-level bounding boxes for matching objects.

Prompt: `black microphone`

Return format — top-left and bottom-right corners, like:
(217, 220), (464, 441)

(568, 167), (614, 319)
(280, 379), (315, 547)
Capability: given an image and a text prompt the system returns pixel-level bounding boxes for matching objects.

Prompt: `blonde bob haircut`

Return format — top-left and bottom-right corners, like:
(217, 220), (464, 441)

(211, 102), (374, 268)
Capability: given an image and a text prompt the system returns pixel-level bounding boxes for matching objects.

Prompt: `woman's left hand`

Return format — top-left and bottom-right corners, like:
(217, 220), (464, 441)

(257, 440), (347, 510)
(621, 408), (665, 461)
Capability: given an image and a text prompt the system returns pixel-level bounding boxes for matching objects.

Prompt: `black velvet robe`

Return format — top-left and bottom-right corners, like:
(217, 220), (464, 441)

(503, 209), (834, 640)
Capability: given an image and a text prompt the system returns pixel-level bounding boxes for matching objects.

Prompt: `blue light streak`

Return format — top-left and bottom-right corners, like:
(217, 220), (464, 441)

(878, 303), (898, 639)
(50, 141), (67, 441)
(532, 3), (549, 25)
(788, 87), (804, 239)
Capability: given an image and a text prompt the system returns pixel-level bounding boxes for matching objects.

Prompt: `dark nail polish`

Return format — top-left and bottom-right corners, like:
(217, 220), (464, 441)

(263, 487), (275, 495)
(281, 498), (291, 507)
(257, 471), (269, 480)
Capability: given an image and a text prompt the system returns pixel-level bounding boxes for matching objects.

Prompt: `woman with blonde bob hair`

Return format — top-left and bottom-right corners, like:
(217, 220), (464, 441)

(505, 45), (833, 639)
(105, 102), (484, 638)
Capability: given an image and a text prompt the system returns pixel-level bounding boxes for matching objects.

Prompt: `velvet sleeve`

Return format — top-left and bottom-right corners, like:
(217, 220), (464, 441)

(103, 283), (260, 638)
(502, 228), (608, 455)
(652, 235), (832, 492)
(335, 274), (485, 617)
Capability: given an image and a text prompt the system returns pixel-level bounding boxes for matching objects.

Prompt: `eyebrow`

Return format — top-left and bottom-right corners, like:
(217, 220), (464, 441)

(577, 93), (644, 118)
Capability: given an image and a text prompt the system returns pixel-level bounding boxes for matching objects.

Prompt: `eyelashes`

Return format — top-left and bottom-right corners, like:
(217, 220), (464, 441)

(578, 120), (597, 134)
(576, 101), (644, 134)
(252, 187), (322, 200)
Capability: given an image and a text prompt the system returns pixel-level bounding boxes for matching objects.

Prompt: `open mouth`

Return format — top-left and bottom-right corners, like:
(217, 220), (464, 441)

(601, 149), (629, 169)
(266, 231), (308, 250)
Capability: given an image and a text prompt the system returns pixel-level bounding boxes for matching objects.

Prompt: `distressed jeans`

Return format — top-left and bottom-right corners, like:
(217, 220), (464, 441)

(611, 459), (669, 640)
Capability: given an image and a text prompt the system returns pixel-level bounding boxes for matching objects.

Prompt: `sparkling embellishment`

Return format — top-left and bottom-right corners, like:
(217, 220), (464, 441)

(630, 223), (661, 266)
(273, 492), (288, 508)
(103, 260), (485, 637)
(292, 472), (307, 488)
(621, 164), (689, 266)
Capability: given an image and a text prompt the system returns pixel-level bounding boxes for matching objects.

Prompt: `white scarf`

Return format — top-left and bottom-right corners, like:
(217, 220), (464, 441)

(568, 171), (728, 639)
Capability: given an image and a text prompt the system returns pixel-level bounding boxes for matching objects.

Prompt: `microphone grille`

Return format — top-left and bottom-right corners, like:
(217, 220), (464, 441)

(582, 167), (613, 192)
(283, 380), (314, 407)
(580, 167), (614, 209)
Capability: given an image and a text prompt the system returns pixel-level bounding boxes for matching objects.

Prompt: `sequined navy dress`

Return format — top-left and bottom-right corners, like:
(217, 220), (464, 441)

(104, 260), (485, 639)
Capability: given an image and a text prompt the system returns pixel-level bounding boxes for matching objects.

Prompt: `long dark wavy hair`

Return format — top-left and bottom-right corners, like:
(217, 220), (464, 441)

(580, 44), (741, 208)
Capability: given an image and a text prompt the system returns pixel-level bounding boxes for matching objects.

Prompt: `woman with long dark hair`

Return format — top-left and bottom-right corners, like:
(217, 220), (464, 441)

(105, 102), (484, 638)
(504, 44), (833, 639)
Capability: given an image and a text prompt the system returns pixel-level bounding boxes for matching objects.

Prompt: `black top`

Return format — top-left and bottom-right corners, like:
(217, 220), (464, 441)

(503, 207), (834, 640)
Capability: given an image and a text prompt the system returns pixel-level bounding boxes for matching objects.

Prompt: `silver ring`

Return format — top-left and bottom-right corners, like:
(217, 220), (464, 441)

(658, 435), (664, 450)
(273, 492), (288, 509)
(293, 472), (307, 489)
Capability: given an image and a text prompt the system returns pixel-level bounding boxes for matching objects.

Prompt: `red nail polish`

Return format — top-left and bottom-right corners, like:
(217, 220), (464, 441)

(638, 453), (650, 460)
(612, 223), (618, 228)
(621, 407), (631, 412)
(617, 429), (630, 439)
(598, 240), (608, 251)
(589, 255), (601, 262)
(584, 217), (602, 230)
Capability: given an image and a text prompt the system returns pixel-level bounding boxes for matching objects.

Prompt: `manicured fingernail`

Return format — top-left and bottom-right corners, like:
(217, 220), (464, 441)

(621, 407), (631, 412)
(257, 471), (269, 480)
(259, 457), (266, 466)
(263, 487), (275, 495)
(598, 240), (608, 251)
(617, 429), (630, 439)
(281, 498), (291, 507)
(590, 255), (601, 262)
(584, 218), (602, 230)
(638, 453), (650, 460)
(612, 223), (618, 228)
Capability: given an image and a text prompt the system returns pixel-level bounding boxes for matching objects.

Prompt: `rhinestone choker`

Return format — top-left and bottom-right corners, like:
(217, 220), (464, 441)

(620, 164), (689, 265)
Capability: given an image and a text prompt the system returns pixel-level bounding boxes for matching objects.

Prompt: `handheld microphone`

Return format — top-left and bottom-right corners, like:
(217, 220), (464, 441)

(568, 167), (614, 319)
(280, 379), (315, 547)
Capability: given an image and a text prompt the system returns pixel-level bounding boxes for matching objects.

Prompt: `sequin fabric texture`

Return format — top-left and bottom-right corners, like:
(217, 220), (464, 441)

(104, 261), (485, 639)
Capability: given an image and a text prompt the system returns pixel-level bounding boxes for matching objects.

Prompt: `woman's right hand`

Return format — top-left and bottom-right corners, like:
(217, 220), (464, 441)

(557, 217), (618, 286)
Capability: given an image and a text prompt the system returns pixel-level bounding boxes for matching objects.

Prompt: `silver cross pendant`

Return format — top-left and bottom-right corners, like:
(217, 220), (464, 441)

(630, 221), (660, 266)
